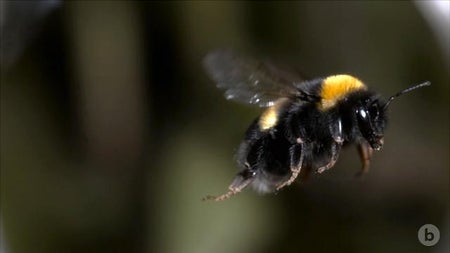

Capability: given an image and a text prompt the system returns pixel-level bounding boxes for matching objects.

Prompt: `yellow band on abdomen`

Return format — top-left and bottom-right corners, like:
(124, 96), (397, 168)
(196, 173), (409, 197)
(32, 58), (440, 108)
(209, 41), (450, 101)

(259, 98), (290, 131)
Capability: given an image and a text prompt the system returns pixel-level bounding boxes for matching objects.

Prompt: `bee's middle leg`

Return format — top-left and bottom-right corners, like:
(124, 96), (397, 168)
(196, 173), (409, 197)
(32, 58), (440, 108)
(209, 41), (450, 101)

(317, 118), (343, 174)
(276, 140), (304, 191)
(317, 142), (342, 173)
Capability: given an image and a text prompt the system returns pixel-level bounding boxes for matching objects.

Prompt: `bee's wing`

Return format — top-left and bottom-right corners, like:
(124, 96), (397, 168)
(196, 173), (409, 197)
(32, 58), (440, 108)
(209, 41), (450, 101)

(203, 50), (305, 107)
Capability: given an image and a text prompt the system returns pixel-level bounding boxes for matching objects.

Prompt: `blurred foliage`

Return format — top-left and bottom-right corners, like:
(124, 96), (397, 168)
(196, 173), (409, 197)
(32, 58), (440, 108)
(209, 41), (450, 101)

(1, 1), (448, 253)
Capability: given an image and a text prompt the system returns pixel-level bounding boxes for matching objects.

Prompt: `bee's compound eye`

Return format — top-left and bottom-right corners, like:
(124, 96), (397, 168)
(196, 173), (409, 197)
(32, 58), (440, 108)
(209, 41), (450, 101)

(358, 108), (367, 119)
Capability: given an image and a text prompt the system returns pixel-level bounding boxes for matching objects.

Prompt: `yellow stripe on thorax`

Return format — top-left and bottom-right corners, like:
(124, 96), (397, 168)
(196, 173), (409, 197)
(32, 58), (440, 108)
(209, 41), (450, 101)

(259, 98), (289, 131)
(319, 74), (366, 110)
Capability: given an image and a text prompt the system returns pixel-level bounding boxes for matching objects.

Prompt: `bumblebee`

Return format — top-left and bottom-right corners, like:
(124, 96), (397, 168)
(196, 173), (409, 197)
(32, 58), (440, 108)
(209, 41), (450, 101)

(203, 50), (430, 201)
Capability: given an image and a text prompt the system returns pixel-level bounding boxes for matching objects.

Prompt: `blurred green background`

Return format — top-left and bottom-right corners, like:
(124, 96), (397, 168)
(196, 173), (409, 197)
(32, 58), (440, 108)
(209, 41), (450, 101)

(1, 1), (448, 253)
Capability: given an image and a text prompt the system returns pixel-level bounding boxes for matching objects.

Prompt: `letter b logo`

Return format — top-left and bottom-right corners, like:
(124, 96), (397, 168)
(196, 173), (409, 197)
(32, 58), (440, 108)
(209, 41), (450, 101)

(425, 228), (434, 241)
(418, 224), (440, 246)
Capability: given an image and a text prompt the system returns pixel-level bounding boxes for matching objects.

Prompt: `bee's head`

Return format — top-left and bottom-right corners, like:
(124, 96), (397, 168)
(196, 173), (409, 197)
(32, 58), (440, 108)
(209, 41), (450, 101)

(356, 97), (386, 150)
(356, 81), (430, 150)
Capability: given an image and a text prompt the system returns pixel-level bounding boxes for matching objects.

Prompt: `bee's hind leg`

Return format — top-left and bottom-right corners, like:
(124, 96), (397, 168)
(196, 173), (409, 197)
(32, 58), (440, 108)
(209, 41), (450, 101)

(203, 165), (256, 201)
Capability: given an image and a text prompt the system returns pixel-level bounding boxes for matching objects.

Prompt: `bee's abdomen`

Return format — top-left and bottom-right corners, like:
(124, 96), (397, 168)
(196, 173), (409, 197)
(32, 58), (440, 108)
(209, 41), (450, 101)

(258, 98), (291, 131)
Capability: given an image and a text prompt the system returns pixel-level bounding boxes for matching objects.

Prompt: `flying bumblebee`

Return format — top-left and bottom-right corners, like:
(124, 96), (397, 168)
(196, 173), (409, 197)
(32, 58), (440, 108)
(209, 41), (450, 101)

(203, 50), (430, 201)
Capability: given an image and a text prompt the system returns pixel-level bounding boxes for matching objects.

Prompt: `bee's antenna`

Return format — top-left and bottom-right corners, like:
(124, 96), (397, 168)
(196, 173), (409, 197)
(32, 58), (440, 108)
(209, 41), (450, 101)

(383, 81), (431, 110)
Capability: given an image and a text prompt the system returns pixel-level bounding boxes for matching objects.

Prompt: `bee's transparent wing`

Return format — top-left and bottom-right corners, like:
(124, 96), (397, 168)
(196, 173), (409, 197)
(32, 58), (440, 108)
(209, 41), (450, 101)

(203, 50), (304, 107)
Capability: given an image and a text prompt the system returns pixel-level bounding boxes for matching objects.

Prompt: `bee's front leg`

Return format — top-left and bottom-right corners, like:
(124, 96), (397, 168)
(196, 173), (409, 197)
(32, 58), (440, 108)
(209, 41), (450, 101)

(355, 141), (373, 177)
